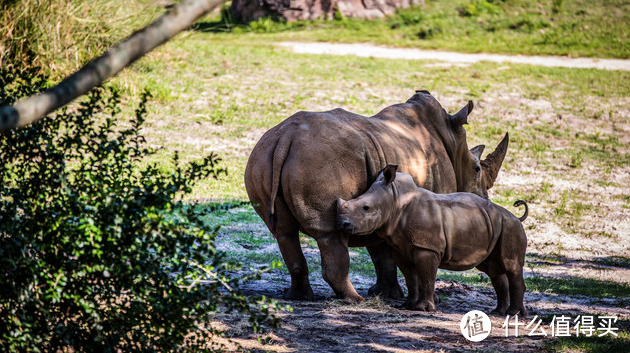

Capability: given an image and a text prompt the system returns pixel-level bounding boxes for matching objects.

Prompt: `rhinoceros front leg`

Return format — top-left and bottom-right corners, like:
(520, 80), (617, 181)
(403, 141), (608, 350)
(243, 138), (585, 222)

(366, 242), (404, 299)
(276, 225), (314, 301)
(408, 248), (440, 312)
(316, 233), (364, 303)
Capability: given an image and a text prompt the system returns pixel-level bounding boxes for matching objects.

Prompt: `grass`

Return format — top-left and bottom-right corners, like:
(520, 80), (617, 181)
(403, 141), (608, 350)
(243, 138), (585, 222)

(5, 0), (629, 77)
(103, 34), (630, 202)
(0, 0), (164, 77)
(197, 0), (630, 59)
(544, 328), (630, 353)
(594, 256), (630, 269)
(90, 30), (628, 297)
(438, 262), (630, 299)
(526, 274), (630, 299)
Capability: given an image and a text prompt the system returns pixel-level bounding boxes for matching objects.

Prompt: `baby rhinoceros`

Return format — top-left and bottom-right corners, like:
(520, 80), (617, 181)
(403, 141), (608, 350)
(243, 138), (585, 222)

(337, 165), (529, 317)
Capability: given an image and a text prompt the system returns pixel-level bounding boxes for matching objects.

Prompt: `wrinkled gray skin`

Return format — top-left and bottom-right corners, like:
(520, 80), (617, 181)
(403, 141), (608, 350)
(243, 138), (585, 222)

(337, 165), (528, 316)
(244, 91), (509, 303)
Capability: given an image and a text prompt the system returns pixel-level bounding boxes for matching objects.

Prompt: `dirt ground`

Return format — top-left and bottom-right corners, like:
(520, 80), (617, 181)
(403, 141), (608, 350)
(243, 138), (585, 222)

(208, 269), (629, 352)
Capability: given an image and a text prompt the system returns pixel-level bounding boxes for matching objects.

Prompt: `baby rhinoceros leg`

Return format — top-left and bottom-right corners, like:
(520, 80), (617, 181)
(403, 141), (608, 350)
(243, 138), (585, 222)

(408, 248), (440, 311)
(505, 266), (527, 317)
(476, 261), (510, 315)
(501, 223), (528, 318)
(366, 244), (404, 300)
(391, 250), (420, 310)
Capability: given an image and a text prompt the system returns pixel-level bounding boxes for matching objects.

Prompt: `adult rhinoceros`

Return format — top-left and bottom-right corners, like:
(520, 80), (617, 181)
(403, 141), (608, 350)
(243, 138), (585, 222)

(244, 91), (508, 303)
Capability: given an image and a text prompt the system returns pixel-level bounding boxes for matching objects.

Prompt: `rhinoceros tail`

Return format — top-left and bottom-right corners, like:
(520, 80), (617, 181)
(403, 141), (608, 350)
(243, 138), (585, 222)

(513, 200), (528, 222)
(269, 135), (292, 235)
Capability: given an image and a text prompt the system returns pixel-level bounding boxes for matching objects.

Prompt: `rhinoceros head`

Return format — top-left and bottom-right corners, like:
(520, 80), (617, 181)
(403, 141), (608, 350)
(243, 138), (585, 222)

(407, 93), (508, 199)
(337, 165), (401, 235)
(441, 99), (508, 199)
(458, 132), (509, 199)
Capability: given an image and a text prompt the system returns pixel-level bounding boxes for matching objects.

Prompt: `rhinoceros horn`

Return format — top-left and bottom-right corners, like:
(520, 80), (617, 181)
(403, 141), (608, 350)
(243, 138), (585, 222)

(451, 100), (474, 130)
(481, 132), (509, 188)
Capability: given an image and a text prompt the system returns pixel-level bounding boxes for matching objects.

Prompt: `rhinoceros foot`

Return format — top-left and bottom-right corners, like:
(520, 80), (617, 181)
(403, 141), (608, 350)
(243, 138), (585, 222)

(284, 286), (315, 301)
(490, 305), (509, 316)
(506, 305), (527, 318)
(396, 298), (437, 312)
(367, 282), (404, 299)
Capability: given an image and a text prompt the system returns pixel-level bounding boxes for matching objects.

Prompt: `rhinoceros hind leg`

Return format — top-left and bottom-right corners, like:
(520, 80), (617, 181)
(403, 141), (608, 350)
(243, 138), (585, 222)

(476, 262), (510, 315)
(366, 243), (404, 299)
(505, 268), (527, 318)
(316, 233), (364, 303)
(489, 274), (510, 315)
(276, 227), (314, 301)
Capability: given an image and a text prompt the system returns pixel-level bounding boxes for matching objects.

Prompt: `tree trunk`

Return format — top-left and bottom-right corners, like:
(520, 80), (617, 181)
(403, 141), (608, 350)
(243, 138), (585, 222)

(0, 0), (226, 132)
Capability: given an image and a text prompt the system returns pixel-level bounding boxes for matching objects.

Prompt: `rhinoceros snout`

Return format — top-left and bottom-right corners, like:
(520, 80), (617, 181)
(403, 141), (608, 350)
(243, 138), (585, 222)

(337, 199), (355, 233)
(338, 218), (354, 233)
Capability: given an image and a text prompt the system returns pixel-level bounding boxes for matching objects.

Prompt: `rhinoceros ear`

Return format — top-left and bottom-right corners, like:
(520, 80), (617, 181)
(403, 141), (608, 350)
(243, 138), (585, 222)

(451, 100), (474, 130)
(470, 145), (485, 160)
(481, 133), (509, 187)
(382, 164), (398, 186)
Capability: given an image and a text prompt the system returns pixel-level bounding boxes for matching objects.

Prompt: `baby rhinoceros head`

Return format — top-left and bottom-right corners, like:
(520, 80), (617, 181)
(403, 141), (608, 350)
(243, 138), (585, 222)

(336, 165), (399, 235)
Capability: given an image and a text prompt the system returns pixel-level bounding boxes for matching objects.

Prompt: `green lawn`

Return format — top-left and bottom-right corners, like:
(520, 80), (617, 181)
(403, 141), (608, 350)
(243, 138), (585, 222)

(199, 0), (630, 59)
(106, 32), (630, 204)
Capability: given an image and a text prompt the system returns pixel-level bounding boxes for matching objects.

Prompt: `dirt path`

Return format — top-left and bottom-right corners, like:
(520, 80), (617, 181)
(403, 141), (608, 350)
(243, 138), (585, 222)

(277, 42), (630, 71)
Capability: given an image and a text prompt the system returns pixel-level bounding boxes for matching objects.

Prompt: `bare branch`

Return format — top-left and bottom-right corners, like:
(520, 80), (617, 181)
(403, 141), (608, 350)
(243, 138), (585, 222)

(0, 0), (225, 132)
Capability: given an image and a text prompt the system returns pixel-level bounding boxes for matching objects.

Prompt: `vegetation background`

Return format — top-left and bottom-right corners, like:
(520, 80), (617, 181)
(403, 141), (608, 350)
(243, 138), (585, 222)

(1, 0), (628, 351)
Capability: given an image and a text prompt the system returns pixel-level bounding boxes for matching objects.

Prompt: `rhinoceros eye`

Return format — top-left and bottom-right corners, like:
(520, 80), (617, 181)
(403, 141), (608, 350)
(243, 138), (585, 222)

(363, 205), (370, 211)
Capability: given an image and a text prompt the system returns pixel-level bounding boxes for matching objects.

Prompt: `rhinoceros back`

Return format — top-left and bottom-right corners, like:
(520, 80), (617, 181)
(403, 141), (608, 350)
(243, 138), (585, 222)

(247, 108), (448, 238)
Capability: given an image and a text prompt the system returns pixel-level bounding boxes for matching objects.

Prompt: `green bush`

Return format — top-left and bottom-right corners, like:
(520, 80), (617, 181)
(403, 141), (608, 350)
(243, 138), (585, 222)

(389, 7), (425, 29)
(456, 0), (501, 17)
(0, 68), (282, 352)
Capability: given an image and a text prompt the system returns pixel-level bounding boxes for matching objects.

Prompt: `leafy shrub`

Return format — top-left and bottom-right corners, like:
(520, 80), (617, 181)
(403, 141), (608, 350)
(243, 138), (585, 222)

(509, 17), (551, 33)
(389, 7), (425, 29)
(417, 24), (441, 39)
(457, 0), (501, 17)
(552, 0), (564, 14)
(0, 68), (282, 352)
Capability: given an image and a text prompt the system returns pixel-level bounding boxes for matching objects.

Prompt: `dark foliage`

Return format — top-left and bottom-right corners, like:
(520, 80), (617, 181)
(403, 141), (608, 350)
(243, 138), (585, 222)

(0, 67), (281, 352)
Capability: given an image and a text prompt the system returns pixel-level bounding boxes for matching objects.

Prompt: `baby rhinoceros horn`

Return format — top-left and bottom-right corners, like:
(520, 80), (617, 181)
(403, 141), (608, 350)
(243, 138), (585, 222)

(336, 198), (355, 233)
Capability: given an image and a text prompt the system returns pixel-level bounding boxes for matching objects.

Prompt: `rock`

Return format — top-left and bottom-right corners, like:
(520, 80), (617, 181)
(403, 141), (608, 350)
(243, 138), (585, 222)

(230, 0), (424, 22)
